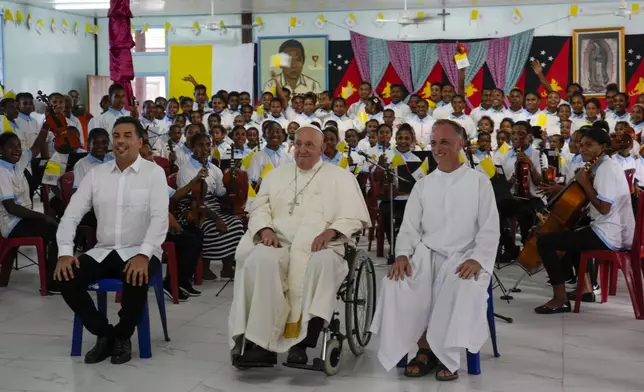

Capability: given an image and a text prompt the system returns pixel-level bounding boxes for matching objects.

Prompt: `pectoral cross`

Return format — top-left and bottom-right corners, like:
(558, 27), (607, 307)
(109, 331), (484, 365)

(288, 197), (300, 215)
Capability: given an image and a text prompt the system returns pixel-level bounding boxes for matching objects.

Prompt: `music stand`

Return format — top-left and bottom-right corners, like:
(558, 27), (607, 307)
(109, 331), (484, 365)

(411, 151), (438, 172)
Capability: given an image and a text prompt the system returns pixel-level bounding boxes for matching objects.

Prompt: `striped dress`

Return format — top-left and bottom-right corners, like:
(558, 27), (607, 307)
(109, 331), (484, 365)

(177, 158), (244, 261)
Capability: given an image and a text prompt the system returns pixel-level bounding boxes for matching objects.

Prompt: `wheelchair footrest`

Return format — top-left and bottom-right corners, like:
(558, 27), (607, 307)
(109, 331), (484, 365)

(233, 359), (275, 369)
(282, 358), (324, 372)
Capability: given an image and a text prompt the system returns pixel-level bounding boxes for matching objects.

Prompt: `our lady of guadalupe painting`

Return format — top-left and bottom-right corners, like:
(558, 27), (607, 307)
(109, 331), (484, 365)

(573, 27), (625, 96)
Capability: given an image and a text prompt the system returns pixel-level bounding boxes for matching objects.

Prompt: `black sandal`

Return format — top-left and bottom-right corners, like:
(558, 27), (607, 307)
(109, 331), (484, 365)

(534, 301), (571, 314)
(403, 348), (438, 378)
(435, 363), (459, 381)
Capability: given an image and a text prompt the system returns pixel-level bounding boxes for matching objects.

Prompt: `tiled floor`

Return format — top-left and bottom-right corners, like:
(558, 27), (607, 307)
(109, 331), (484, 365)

(0, 247), (643, 392)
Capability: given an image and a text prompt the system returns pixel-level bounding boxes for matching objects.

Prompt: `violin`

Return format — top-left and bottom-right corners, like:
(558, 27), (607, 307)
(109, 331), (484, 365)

(186, 159), (208, 226)
(223, 146), (249, 216)
(37, 91), (80, 154)
(373, 149), (395, 202)
(514, 145), (531, 199)
(167, 138), (178, 174)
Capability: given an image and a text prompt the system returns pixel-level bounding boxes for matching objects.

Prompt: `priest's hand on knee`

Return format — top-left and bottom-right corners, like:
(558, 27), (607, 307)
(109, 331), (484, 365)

(54, 256), (80, 281)
(259, 228), (281, 248)
(456, 259), (481, 280)
(311, 229), (336, 252)
(388, 256), (412, 281)
(124, 255), (150, 286)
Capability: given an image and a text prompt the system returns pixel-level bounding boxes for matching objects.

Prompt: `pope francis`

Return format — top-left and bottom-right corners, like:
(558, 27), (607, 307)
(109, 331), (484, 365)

(229, 124), (371, 368)
(370, 120), (500, 381)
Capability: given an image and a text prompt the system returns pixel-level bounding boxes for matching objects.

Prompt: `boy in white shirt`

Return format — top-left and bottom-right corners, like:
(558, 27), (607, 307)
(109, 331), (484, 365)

(486, 89), (510, 131)
(448, 95), (477, 140)
(430, 84), (456, 120)
(347, 82), (372, 119)
(384, 84), (411, 120)
(405, 100), (435, 147)
(470, 88), (492, 124)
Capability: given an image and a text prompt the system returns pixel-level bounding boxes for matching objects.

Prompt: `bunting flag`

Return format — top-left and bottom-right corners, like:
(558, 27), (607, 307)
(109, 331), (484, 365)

(73, 21), (79, 35)
(625, 34), (644, 105)
(15, 10), (24, 24)
(478, 156), (496, 178)
(4, 9), (14, 22)
(525, 36), (570, 106)
(376, 64), (404, 105)
(27, 13), (33, 29)
(391, 153), (405, 168)
(51, 18), (56, 33)
(260, 162), (274, 179)
(339, 155), (349, 168)
(241, 151), (255, 169)
(498, 142), (512, 154)
(330, 40), (361, 106)
(248, 183), (257, 199)
(61, 19), (69, 34)
(411, 158), (430, 180)
(36, 19), (45, 34)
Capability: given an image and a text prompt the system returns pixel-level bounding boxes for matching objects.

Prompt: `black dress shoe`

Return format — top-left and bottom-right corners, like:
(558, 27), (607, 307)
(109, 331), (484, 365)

(286, 345), (308, 365)
(84, 336), (114, 364)
(111, 338), (132, 364)
(534, 301), (571, 314)
(567, 291), (596, 302)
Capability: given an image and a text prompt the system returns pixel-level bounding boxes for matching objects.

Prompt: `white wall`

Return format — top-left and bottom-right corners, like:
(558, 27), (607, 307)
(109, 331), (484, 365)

(96, 14), (243, 78)
(1, 1), (95, 98)
(254, 3), (644, 41)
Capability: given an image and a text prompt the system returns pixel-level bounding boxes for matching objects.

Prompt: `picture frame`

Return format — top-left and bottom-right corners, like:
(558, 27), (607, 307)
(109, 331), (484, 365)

(572, 27), (625, 97)
(257, 35), (329, 98)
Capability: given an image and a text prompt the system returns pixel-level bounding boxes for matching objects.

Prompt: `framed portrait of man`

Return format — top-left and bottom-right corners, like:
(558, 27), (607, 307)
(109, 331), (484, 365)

(572, 27), (625, 97)
(257, 35), (328, 98)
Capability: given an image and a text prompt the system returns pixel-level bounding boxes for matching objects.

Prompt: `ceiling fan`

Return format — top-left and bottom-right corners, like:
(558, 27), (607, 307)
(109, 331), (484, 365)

(175, 0), (257, 31)
(375, 0), (443, 26)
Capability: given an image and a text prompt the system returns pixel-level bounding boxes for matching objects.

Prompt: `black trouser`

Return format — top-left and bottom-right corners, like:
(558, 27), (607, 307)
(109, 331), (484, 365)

(8, 218), (58, 288)
(504, 197), (544, 244)
(379, 199), (407, 250)
(295, 317), (325, 349)
(58, 250), (161, 340)
(165, 226), (203, 286)
(536, 227), (608, 286)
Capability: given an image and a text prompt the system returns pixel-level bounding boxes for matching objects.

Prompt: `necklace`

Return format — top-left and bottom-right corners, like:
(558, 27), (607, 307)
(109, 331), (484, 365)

(288, 163), (324, 215)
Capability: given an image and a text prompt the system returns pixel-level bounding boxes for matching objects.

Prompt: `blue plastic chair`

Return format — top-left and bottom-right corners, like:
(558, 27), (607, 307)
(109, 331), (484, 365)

(396, 278), (500, 375)
(70, 269), (170, 359)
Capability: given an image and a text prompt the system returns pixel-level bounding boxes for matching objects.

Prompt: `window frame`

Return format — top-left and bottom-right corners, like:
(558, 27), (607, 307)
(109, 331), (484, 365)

(131, 25), (168, 56)
(133, 72), (169, 103)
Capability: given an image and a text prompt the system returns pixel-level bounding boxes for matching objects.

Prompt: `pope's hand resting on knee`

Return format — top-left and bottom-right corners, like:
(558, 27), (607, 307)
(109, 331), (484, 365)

(258, 228), (281, 248)
(456, 259), (481, 280)
(388, 256), (412, 281)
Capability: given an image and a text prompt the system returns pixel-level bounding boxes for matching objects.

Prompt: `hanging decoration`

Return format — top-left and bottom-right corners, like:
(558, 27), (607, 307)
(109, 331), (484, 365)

(143, 23), (149, 33)
(218, 20), (226, 35)
(345, 13), (357, 28)
(254, 16), (264, 32)
(51, 18), (56, 33)
(73, 21), (80, 35)
(26, 13), (33, 29)
(569, 4), (579, 17)
(15, 10), (24, 25)
(512, 8), (522, 24)
(62, 19), (69, 34)
(192, 21), (201, 35)
(94, 24), (99, 34)
(314, 14), (326, 29)
(165, 21), (175, 35)
(36, 18), (45, 34)
(4, 9), (14, 23)
(288, 16), (302, 29)
(374, 12), (385, 28)
(470, 9), (479, 25)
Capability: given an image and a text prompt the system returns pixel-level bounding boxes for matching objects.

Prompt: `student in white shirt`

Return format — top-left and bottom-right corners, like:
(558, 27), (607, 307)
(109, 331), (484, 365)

(569, 92), (586, 124)
(94, 84), (132, 141)
(580, 97), (602, 129)
(205, 94), (234, 131)
(353, 96), (384, 131)
(175, 124), (202, 168)
(470, 88), (492, 124)
(507, 88), (531, 123)
(156, 124), (183, 162)
(0, 132), (59, 294)
(286, 95), (304, 122)
(357, 120), (380, 151)
(251, 92), (273, 124)
(210, 124), (231, 161)
(315, 91), (333, 123)
(261, 98), (289, 131)
(140, 100), (168, 147)
(343, 128), (366, 170)
(430, 84), (456, 120)
(54, 117), (169, 364)
(631, 104), (644, 138)
(405, 99), (435, 147)
(384, 84), (411, 120)
(228, 126), (254, 162)
(162, 98), (180, 127)
(73, 128), (114, 189)
(226, 91), (242, 117)
(248, 121), (294, 185)
(469, 131), (493, 164)
(606, 92), (631, 132)
(524, 92), (542, 122)
(326, 97), (354, 140)
(614, 121), (640, 158)
(449, 95), (477, 140)
(293, 95), (320, 125)
(531, 91), (563, 134)
(487, 89), (510, 131)
(245, 127), (262, 152)
(382, 109), (403, 132)
(535, 128), (634, 312)
(321, 127), (344, 166)
(347, 82), (373, 119)
(365, 124), (395, 165)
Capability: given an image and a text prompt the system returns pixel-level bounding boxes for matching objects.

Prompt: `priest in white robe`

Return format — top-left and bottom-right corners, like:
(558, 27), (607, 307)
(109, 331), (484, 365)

(229, 125), (371, 368)
(370, 119), (500, 381)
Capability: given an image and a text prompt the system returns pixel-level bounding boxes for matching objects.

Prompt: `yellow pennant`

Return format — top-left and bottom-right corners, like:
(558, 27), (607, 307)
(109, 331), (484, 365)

(391, 153), (405, 168)
(241, 150), (255, 169)
(339, 156), (349, 169)
(85, 23), (92, 33)
(260, 162), (274, 179)
(358, 111), (369, 124)
(4, 9), (14, 22)
(479, 157), (496, 178)
(498, 142), (512, 154)
(459, 150), (467, 164)
(143, 23), (149, 33)
(256, 106), (264, 116)
(353, 165), (361, 175)
(165, 21), (172, 32)
(211, 147), (221, 160)
(2, 116), (15, 134)
(336, 140), (348, 152)
(15, 10), (24, 23)
(536, 113), (547, 128)
(247, 183), (257, 198)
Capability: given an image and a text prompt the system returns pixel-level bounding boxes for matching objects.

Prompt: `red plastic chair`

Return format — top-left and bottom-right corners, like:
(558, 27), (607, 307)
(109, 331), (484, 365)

(161, 241), (180, 305)
(59, 172), (75, 207)
(167, 173), (178, 190)
(153, 156), (171, 176)
(574, 193), (644, 319)
(0, 236), (48, 296)
(625, 168), (636, 194)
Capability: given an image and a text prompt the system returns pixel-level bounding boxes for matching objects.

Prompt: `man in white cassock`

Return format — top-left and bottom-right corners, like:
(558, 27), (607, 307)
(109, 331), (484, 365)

(370, 119), (500, 381)
(229, 124), (371, 368)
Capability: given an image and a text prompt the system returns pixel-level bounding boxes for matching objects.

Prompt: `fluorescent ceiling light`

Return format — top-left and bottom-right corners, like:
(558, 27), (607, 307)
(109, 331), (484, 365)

(54, 3), (109, 10)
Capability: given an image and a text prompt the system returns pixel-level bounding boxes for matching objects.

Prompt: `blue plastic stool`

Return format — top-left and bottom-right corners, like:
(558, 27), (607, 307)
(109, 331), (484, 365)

(396, 279), (500, 375)
(70, 269), (170, 359)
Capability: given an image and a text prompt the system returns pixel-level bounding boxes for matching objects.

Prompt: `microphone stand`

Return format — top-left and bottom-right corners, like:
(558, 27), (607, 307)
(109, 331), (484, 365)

(361, 152), (412, 265)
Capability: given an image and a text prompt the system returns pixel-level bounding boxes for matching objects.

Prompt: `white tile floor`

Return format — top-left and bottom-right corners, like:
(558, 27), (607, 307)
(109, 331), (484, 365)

(1, 246), (643, 392)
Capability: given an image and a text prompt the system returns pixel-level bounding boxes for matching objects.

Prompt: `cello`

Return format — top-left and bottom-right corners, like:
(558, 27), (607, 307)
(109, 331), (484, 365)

(517, 135), (628, 274)
(37, 91), (80, 154)
(223, 146), (249, 216)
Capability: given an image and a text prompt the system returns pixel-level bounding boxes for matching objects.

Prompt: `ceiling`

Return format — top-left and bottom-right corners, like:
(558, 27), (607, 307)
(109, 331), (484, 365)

(11, 0), (616, 17)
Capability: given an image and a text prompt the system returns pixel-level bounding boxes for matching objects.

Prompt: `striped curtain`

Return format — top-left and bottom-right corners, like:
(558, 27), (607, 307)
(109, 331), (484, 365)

(410, 42), (439, 92)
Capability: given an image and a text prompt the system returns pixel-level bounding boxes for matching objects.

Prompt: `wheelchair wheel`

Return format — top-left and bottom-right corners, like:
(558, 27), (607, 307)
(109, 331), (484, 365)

(323, 339), (342, 376)
(344, 249), (376, 356)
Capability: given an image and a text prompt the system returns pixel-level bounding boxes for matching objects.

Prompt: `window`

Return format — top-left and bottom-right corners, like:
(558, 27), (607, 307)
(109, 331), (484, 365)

(133, 75), (166, 104)
(132, 27), (166, 54)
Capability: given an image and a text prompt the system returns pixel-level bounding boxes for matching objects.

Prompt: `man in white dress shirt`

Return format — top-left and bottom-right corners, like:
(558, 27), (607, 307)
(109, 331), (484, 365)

(54, 117), (168, 366)
(347, 82), (373, 119)
(385, 84), (411, 120)
(431, 84), (456, 120)
(370, 120), (499, 381)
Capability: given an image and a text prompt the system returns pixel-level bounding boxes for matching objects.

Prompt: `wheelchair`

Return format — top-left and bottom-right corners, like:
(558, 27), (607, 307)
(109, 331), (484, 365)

(282, 242), (377, 375)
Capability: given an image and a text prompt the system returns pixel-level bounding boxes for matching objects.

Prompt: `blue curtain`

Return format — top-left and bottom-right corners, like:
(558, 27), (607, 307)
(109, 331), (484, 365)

(410, 42), (439, 92)
(504, 29), (535, 93)
(367, 37), (389, 89)
(465, 41), (488, 86)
